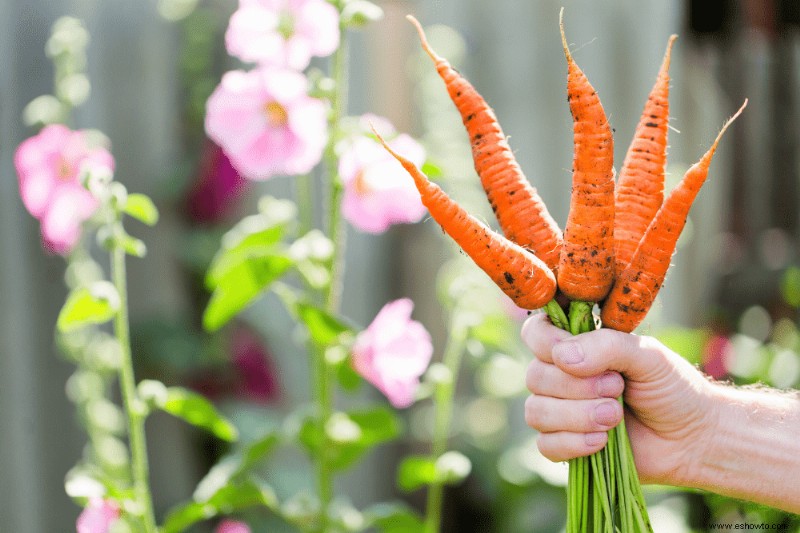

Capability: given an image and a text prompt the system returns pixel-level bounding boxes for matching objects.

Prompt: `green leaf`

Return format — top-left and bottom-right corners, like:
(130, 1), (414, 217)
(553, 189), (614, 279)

(397, 455), (437, 492)
(162, 481), (277, 533)
(365, 503), (425, 533)
(655, 327), (709, 366)
(124, 193), (159, 226)
(300, 407), (401, 471)
(121, 235), (147, 257)
(203, 254), (293, 332)
(397, 452), (472, 492)
(336, 359), (363, 392)
(206, 223), (286, 287)
(782, 267), (800, 307)
(148, 384), (238, 442)
(191, 430), (281, 500)
(281, 490), (320, 530)
(296, 302), (352, 347)
(470, 314), (516, 349)
(57, 281), (120, 332)
(202, 208), (297, 331)
(421, 160), (443, 180)
(341, 0), (384, 28)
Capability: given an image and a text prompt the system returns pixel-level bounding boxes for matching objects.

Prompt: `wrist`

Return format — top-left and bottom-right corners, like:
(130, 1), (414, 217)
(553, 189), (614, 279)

(664, 376), (724, 488)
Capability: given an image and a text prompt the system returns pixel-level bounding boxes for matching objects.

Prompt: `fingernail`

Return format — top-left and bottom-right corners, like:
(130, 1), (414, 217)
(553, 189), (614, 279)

(554, 341), (584, 364)
(585, 432), (606, 447)
(596, 373), (622, 397)
(593, 402), (618, 426)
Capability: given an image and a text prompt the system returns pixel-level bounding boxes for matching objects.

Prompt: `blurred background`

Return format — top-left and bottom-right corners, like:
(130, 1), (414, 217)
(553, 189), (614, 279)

(2, 0), (800, 531)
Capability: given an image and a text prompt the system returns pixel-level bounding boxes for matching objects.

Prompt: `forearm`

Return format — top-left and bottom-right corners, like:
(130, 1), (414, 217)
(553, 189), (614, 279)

(687, 384), (800, 513)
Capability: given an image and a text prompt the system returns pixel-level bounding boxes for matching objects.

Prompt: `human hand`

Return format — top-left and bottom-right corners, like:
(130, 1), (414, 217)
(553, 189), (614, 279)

(521, 312), (717, 485)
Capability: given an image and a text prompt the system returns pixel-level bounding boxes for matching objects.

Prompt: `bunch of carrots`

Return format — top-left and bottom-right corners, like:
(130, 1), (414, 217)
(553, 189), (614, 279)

(375, 9), (747, 532)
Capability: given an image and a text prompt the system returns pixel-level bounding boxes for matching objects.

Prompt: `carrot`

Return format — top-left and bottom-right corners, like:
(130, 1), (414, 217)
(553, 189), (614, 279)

(372, 127), (557, 310)
(407, 15), (563, 271)
(614, 35), (677, 278)
(556, 10), (616, 303)
(601, 100), (747, 333)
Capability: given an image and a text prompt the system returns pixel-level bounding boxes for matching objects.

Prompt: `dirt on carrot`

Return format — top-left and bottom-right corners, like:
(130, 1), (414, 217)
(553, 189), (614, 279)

(407, 15), (563, 271)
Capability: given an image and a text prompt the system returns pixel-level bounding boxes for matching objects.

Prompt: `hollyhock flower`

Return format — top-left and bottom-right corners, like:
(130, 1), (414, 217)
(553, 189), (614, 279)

(231, 326), (280, 403)
(500, 293), (530, 322)
(15, 124), (113, 254)
(76, 498), (120, 533)
(205, 68), (327, 180)
(339, 123), (427, 233)
(703, 334), (733, 379)
(216, 519), (251, 533)
(186, 140), (249, 223)
(225, 0), (339, 70)
(352, 299), (433, 408)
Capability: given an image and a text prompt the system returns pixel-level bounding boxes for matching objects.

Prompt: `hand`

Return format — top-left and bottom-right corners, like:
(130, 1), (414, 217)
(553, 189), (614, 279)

(521, 312), (717, 485)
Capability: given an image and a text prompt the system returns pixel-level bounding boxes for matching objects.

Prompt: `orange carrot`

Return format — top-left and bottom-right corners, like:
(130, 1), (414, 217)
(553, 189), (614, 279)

(556, 10), (616, 303)
(601, 101), (747, 333)
(614, 35), (677, 277)
(407, 15), (563, 270)
(373, 128), (557, 310)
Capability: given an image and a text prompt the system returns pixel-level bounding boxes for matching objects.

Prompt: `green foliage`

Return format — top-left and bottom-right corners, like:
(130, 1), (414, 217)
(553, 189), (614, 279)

(655, 327), (710, 366)
(123, 193), (159, 226)
(202, 199), (298, 331)
(396, 451), (472, 493)
(296, 302), (352, 347)
(58, 281), (120, 332)
(138, 380), (238, 441)
(120, 235), (147, 258)
(341, 0), (383, 28)
(397, 456), (437, 492)
(300, 407), (401, 471)
(365, 503), (425, 533)
(781, 267), (800, 308)
(162, 480), (277, 533)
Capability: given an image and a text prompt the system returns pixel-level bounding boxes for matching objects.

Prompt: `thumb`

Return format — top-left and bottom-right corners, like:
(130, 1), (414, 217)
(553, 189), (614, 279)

(551, 329), (672, 382)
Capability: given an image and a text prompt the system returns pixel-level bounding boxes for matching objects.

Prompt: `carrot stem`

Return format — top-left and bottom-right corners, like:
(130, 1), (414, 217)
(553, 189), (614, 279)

(547, 299), (652, 532)
(545, 299), (569, 330)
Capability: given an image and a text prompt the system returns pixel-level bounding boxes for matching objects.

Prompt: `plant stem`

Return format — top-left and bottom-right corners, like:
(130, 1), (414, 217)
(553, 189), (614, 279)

(313, 21), (349, 532)
(324, 25), (349, 313)
(111, 244), (157, 533)
(424, 322), (468, 533)
(296, 173), (314, 237)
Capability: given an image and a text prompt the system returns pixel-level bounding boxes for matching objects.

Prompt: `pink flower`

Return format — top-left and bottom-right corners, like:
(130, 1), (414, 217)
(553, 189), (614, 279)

(226, 0), (339, 70)
(76, 498), (120, 533)
(231, 326), (280, 403)
(186, 140), (249, 223)
(500, 293), (530, 322)
(703, 334), (733, 380)
(216, 519), (251, 533)
(15, 124), (113, 255)
(352, 299), (433, 408)
(205, 68), (327, 180)
(339, 124), (427, 233)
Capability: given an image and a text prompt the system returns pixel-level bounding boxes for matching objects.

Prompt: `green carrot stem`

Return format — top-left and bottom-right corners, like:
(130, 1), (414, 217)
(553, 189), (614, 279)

(544, 299), (569, 330)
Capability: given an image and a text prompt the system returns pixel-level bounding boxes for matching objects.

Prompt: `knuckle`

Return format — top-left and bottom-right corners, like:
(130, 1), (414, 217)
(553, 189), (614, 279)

(525, 360), (543, 393)
(524, 395), (542, 428)
(536, 436), (560, 462)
